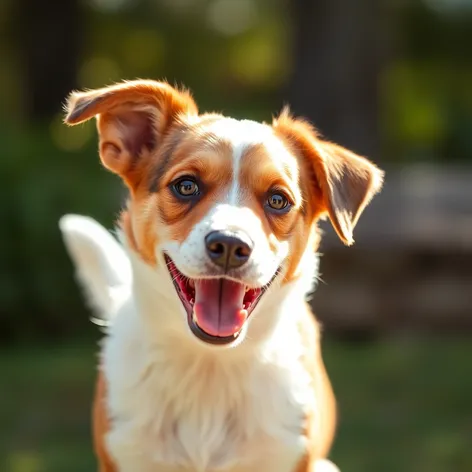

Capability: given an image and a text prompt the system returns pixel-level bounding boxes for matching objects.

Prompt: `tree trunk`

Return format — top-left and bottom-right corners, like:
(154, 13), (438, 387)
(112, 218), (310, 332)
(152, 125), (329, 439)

(17, 0), (83, 122)
(286, 0), (389, 160)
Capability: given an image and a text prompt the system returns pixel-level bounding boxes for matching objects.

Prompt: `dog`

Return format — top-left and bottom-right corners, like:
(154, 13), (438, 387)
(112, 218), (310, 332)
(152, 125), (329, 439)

(59, 79), (383, 472)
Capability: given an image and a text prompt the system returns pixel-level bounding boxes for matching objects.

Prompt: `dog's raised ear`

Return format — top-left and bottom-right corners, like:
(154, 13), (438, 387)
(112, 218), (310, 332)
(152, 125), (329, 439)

(273, 110), (384, 245)
(64, 80), (198, 189)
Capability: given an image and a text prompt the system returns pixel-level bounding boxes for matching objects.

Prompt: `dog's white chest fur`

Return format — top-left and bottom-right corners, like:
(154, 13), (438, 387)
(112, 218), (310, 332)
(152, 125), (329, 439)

(102, 299), (313, 472)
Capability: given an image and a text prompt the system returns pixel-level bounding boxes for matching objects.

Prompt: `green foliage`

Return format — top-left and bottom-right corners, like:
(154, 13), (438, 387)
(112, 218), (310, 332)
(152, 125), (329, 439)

(327, 338), (472, 472)
(0, 124), (121, 342)
(381, 1), (472, 161)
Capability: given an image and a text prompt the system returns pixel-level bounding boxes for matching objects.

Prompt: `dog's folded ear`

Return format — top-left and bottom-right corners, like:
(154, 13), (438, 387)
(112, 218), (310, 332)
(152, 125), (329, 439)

(313, 139), (384, 245)
(273, 110), (384, 245)
(59, 214), (132, 324)
(64, 80), (198, 189)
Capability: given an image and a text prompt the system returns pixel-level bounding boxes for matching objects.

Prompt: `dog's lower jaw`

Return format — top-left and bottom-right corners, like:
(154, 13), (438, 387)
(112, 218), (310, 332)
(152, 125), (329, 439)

(127, 253), (284, 351)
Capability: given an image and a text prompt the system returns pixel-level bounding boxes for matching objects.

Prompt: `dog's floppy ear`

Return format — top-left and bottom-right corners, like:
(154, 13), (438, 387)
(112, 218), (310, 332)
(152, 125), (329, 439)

(273, 110), (384, 245)
(64, 80), (198, 189)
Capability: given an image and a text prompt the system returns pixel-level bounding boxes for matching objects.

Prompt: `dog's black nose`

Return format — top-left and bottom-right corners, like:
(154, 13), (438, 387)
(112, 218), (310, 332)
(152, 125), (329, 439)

(205, 231), (253, 269)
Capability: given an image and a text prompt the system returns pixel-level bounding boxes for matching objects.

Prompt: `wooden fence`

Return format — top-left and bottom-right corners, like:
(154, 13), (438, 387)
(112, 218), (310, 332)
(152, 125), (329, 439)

(311, 164), (472, 335)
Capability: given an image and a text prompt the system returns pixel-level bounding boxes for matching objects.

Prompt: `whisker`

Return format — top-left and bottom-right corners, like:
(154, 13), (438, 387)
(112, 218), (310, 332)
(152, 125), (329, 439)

(314, 273), (327, 285)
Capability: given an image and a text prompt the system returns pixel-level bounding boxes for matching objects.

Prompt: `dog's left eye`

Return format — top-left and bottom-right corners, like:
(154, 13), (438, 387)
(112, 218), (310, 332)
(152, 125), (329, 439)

(173, 178), (200, 198)
(267, 193), (290, 211)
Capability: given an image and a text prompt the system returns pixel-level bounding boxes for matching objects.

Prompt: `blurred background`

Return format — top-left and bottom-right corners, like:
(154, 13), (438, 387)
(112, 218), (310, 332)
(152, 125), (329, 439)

(1, 0), (472, 471)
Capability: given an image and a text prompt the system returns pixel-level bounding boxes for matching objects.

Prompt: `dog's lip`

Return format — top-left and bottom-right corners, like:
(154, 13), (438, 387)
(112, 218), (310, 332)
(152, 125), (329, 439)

(163, 254), (275, 345)
(188, 316), (242, 345)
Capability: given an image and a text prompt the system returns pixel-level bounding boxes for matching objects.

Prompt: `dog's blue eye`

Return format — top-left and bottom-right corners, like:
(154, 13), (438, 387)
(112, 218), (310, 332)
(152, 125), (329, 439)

(174, 178), (199, 197)
(267, 193), (289, 211)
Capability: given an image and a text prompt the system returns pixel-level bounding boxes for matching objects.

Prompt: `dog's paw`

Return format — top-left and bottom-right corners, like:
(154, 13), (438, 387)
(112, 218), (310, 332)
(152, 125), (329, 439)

(59, 214), (132, 324)
(313, 459), (340, 472)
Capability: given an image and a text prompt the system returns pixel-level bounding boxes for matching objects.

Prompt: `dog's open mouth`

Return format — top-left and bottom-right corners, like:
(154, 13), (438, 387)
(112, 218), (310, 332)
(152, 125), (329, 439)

(165, 255), (271, 345)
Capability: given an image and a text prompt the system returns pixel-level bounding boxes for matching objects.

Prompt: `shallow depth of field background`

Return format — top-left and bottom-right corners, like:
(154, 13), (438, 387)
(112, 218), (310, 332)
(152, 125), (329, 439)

(1, 1), (472, 471)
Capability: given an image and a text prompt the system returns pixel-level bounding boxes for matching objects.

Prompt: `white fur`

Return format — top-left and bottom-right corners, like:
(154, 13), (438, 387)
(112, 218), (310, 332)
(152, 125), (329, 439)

(162, 119), (306, 349)
(203, 118), (300, 206)
(215, 119), (267, 205)
(163, 119), (297, 339)
(314, 460), (340, 472)
(59, 214), (131, 324)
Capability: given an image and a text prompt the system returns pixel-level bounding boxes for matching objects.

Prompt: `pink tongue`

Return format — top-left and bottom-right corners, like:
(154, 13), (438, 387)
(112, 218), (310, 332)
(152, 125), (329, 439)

(193, 279), (248, 337)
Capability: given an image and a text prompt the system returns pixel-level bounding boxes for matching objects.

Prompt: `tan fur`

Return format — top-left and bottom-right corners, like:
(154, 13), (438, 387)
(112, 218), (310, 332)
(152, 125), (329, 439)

(296, 307), (337, 470)
(273, 109), (384, 246)
(65, 80), (198, 192)
(93, 370), (116, 472)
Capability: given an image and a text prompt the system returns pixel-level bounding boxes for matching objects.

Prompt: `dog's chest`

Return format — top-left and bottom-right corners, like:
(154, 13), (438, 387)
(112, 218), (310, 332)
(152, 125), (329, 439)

(103, 330), (312, 471)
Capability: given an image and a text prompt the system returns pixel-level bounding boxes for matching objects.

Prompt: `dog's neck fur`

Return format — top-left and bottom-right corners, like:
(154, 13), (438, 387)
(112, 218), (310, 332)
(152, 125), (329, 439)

(102, 237), (320, 471)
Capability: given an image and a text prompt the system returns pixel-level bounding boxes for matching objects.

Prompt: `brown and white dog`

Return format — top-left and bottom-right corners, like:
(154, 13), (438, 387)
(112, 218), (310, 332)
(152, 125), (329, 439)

(59, 80), (383, 472)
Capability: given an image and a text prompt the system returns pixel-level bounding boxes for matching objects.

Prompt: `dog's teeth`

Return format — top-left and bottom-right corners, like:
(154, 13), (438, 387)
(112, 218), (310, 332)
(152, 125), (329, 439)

(245, 286), (249, 292)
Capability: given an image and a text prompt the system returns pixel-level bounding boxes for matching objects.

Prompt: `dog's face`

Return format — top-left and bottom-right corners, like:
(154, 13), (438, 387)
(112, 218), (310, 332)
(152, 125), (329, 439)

(65, 80), (383, 347)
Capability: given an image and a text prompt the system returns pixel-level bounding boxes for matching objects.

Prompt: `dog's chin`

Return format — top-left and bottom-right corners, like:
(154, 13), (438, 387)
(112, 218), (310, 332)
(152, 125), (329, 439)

(164, 254), (276, 347)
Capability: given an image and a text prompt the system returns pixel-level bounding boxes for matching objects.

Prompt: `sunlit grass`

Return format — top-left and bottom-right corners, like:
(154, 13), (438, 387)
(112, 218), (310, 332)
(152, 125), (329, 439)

(1, 337), (471, 472)
(0, 343), (96, 472)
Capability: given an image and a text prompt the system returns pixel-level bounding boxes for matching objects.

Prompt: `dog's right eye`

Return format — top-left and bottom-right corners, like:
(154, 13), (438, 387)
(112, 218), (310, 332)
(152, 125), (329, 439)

(172, 177), (200, 199)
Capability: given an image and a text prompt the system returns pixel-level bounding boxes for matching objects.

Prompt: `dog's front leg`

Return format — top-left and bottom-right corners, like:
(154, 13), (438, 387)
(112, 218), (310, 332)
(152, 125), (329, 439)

(93, 372), (117, 472)
(311, 459), (340, 472)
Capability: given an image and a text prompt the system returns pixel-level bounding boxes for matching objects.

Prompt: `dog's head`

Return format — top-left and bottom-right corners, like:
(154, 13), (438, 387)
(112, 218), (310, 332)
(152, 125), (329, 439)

(65, 80), (383, 347)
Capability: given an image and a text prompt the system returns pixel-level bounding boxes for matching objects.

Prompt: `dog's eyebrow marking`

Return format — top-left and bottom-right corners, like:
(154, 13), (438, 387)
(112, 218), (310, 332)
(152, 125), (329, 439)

(149, 115), (225, 192)
(149, 124), (190, 192)
(149, 130), (228, 192)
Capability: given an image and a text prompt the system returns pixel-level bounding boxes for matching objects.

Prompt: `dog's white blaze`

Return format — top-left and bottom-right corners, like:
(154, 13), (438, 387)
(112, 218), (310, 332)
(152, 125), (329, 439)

(205, 118), (272, 205)
(228, 148), (241, 205)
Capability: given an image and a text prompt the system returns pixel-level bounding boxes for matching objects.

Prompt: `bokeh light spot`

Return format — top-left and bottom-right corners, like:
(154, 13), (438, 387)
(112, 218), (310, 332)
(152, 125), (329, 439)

(207, 0), (257, 36)
(78, 57), (122, 89)
(8, 451), (42, 472)
(88, 0), (134, 13)
(50, 113), (93, 152)
(229, 32), (286, 87)
(123, 30), (166, 72)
